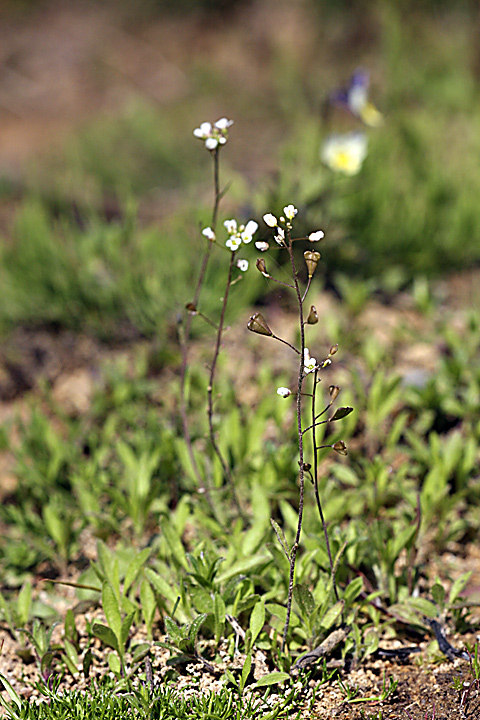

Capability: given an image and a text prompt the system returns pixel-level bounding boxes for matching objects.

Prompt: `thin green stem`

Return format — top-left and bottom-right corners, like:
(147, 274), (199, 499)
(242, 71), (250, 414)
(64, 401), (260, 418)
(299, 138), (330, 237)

(311, 368), (339, 602)
(206, 250), (246, 520)
(178, 149), (221, 517)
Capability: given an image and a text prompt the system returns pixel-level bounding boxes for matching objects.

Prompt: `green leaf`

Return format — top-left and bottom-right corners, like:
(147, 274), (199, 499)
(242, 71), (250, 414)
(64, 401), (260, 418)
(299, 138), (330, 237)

(214, 594), (226, 645)
(123, 548), (151, 595)
(448, 572), (472, 605)
(102, 581), (122, 642)
(92, 623), (119, 652)
(321, 600), (344, 630)
(254, 671), (290, 688)
(249, 599), (265, 645)
(164, 616), (183, 646)
(431, 583), (446, 607)
(64, 609), (78, 646)
(266, 603), (287, 625)
(216, 554), (271, 584)
(63, 638), (79, 669)
(241, 652), (252, 691)
(330, 407), (354, 421)
(270, 519), (290, 559)
(120, 612), (135, 649)
(144, 568), (179, 608)
(188, 613), (208, 644)
(107, 652), (121, 676)
(17, 582), (32, 627)
(408, 598), (438, 618)
(343, 577), (364, 606)
(293, 584), (315, 618)
(140, 579), (156, 633)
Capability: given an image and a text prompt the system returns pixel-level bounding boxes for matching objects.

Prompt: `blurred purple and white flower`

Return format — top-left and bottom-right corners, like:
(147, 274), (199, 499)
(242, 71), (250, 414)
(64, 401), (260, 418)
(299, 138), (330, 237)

(277, 387), (292, 398)
(236, 259), (249, 272)
(330, 70), (383, 128)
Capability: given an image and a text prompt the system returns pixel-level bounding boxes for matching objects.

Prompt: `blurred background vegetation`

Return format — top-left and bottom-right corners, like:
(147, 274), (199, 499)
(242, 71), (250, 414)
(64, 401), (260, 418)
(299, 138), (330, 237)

(0, 0), (479, 341)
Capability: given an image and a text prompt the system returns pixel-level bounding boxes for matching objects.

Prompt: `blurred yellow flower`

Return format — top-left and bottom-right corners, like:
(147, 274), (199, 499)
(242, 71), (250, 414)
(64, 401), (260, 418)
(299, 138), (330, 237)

(321, 132), (368, 176)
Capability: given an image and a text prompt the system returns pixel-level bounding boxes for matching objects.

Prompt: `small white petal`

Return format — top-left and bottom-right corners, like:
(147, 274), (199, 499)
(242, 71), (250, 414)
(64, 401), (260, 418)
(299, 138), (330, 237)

(200, 122), (212, 135)
(244, 220), (258, 236)
(205, 137), (218, 150)
(215, 117), (234, 130)
(308, 230), (325, 242)
(226, 237), (241, 251)
(237, 259), (249, 272)
(202, 227), (216, 241)
(255, 241), (269, 251)
(224, 219), (237, 234)
(263, 213), (278, 228)
(277, 387), (292, 398)
(283, 205), (298, 220)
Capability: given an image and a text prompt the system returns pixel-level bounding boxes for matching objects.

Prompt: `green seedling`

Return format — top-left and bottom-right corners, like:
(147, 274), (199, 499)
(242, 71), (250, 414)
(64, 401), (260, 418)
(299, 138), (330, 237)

(155, 614), (212, 670)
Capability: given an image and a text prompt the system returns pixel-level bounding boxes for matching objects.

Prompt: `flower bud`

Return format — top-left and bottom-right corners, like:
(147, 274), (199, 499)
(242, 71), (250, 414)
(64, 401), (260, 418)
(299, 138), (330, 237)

(329, 344), (338, 356)
(277, 387), (291, 398)
(304, 250), (321, 278)
(332, 440), (348, 456)
(247, 312), (273, 336)
(306, 305), (318, 324)
(186, 302), (197, 314)
(256, 258), (270, 277)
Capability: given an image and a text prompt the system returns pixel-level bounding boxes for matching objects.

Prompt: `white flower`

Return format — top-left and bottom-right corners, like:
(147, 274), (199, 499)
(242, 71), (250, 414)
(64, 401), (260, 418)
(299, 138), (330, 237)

(274, 227), (285, 246)
(226, 236), (242, 251)
(277, 387), (292, 398)
(224, 219), (238, 234)
(193, 122), (212, 139)
(308, 230), (325, 242)
(193, 117), (233, 150)
(215, 117), (234, 130)
(283, 205), (298, 221)
(303, 348), (317, 374)
(236, 259), (249, 272)
(321, 132), (368, 176)
(240, 220), (258, 243)
(202, 227), (216, 241)
(255, 241), (269, 251)
(263, 213), (278, 228)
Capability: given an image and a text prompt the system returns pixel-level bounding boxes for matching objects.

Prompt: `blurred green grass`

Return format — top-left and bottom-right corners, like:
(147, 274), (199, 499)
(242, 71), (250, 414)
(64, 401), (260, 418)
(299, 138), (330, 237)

(0, 2), (479, 340)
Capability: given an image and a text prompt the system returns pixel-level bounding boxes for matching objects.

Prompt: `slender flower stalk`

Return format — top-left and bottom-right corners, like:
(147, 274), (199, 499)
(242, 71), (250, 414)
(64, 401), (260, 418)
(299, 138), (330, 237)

(252, 205), (347, 651)
(178, 148), (221, 515)
(311, 368), (339, 602)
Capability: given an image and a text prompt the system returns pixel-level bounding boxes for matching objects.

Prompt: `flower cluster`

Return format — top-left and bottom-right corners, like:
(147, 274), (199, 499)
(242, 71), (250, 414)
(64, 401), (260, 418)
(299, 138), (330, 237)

(193, 118), (234, 150)
(257, 206), (324, 250)
(224, 219), (258, 251)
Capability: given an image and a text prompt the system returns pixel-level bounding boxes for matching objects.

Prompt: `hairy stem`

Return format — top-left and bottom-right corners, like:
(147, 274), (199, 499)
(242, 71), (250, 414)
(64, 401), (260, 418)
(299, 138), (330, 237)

(282, 233), (307, 651)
